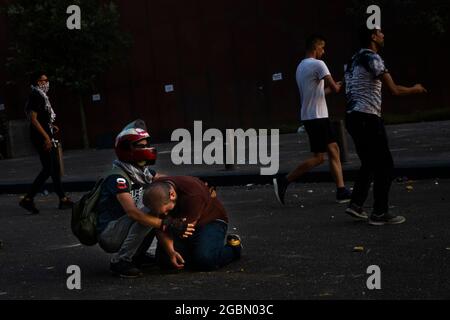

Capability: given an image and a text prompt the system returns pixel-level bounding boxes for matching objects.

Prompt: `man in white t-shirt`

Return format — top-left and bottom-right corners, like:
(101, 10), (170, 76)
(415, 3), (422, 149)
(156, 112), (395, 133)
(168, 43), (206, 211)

(273, 35), (351, 205)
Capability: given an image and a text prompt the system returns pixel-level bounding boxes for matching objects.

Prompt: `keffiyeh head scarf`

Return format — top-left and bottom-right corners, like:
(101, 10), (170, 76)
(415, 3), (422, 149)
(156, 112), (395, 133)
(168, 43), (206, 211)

(29, 85), (56, 124)
(112, 160), (155, 186)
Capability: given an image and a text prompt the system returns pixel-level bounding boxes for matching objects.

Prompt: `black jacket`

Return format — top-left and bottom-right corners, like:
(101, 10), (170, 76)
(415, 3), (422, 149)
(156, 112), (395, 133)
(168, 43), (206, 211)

(26, 89), (53, 148)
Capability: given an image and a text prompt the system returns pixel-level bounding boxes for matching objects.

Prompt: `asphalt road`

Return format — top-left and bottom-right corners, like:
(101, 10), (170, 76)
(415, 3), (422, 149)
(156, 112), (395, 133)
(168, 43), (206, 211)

(0, 179), (449, 300)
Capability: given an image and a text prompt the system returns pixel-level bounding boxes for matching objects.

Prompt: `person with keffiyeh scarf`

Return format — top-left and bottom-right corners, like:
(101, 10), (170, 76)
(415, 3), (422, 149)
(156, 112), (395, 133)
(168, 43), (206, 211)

(19, 72), (73, 215)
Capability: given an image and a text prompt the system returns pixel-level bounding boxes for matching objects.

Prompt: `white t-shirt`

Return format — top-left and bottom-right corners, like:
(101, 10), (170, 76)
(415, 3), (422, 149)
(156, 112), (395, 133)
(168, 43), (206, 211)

(296, 58), (331, 121)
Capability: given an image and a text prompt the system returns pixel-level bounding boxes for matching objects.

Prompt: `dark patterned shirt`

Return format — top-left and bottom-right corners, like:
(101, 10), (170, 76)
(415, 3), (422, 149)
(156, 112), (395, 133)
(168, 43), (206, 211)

(344, 49), (388, 117)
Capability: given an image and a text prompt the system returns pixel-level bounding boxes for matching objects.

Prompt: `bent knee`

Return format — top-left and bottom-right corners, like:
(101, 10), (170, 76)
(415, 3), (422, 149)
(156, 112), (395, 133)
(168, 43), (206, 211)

(327, 143), (340, 158)
(313, 153), (326, 165)
(98, 239), (119, 254)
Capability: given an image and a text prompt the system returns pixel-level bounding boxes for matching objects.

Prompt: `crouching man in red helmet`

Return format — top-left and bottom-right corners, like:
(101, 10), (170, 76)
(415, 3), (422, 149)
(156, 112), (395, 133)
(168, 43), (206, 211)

(96, 120), (195, 278)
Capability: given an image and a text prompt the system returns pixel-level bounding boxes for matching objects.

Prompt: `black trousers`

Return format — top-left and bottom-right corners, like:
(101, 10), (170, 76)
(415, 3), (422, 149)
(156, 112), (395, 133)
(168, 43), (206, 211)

(345, 112), (394, 214)
(27, 145), (65, 199)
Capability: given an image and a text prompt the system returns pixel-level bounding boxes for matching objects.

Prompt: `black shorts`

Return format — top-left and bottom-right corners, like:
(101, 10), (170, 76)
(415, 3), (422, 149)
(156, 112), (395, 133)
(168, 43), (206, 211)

(303, 118), (337, 153)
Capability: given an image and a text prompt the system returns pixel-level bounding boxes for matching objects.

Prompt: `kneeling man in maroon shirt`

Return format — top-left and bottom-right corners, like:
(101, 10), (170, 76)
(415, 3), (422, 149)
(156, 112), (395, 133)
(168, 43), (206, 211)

(143, 176), (242, 271)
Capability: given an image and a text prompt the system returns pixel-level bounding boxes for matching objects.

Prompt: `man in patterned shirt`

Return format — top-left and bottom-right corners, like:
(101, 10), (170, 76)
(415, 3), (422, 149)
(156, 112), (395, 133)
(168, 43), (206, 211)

(344, 27), (427, 225)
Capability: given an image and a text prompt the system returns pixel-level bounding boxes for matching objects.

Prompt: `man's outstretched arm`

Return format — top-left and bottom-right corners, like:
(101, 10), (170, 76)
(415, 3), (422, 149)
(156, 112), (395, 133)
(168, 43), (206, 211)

(381, 73), (427, 96)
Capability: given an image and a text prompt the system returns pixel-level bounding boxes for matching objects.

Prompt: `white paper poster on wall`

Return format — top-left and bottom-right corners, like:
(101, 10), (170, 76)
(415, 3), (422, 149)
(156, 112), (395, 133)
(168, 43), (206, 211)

(164, 84), (174, 93)
(92, 94), (101, 102)
(272, 73), (283, 81)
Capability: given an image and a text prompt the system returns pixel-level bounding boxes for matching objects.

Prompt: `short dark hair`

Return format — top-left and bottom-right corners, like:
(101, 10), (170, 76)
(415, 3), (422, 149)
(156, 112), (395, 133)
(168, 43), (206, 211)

(29, 71), (46, 85)
(359, 25), (380, 48)
(305, 34), (326, 51)
(143, 181), (172, 212)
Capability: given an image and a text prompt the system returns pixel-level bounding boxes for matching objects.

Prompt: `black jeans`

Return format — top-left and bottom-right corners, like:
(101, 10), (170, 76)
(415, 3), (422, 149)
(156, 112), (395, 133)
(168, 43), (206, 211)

(27, 146), (65, 199)
(345, 112), (393, 214)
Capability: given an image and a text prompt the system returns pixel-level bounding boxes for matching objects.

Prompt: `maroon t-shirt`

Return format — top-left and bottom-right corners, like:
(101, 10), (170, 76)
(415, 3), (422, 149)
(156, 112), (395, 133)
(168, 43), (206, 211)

(155, 176), (228, 226)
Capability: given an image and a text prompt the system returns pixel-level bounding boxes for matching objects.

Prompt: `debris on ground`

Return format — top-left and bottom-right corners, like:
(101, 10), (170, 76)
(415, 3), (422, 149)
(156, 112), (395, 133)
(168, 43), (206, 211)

(318, 292), (333, 297)
(297, 126), (305, 134)
(396, 176), (409, 183)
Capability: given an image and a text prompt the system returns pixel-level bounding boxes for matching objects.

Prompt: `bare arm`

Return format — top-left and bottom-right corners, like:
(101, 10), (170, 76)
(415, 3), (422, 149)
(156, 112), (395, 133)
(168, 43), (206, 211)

(381, 73), (427, 96)
(156, 230), (185, 269)
(117, 192), (195, 237)
(117, 192), (163, 228)
(323, 75), (342, 95)
(30, 111), (52, 150)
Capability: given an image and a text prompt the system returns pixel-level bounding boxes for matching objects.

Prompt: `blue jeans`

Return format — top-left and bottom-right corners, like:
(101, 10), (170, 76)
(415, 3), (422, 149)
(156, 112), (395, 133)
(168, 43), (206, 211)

(156, 220), (240, 271)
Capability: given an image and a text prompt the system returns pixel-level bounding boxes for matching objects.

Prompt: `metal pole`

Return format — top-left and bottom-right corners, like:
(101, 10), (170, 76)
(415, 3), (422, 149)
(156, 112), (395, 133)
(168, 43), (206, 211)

(332, 119), (349, 163)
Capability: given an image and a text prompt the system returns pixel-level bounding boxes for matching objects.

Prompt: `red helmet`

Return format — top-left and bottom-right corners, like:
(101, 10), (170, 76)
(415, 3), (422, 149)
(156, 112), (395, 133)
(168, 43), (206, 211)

(115, 127), (157, 165)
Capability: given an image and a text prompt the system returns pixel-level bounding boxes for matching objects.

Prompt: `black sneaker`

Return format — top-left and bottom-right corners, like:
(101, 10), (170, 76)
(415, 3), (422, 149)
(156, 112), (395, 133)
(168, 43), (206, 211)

(19, 197), (39, 215)
(132, 253), (156, 268)
(110, 260), (143, 278)
(345, 203), (368, 220)
(336, 188), (352, 204)
(227, 234), (242, 259)
(369, 213), (406, 226)
(273, 176), (289, 205)
(59, 197), (74, 210)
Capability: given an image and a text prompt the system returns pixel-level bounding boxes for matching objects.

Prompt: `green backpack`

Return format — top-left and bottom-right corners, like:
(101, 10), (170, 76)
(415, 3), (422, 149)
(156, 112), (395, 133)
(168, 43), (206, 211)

(71, 167), (132, 246)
